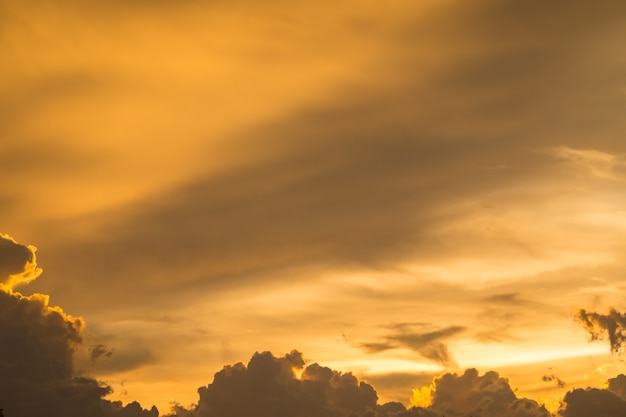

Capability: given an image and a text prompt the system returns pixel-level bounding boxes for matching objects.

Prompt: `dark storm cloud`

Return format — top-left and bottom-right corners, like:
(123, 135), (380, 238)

(0, 234), (157, 417)
(575, 308), (626, 354)
(357, 324), (464, 367)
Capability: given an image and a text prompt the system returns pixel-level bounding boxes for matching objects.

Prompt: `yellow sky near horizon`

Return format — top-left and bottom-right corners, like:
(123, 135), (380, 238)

(3, 0), (626, 415)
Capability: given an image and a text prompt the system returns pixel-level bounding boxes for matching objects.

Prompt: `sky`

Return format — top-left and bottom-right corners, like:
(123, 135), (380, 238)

(2, 0), (626, 416)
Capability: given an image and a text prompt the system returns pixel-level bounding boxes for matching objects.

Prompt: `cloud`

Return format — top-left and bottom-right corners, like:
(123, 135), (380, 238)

(554, 147), (626, 181)
(90, 343), (115, 364)
(559, 386), (626, 417)
(357, 324), (464, 367)
(168, 352), (558, 417)
(607, 374), (626, 400)
(0, 234), (157, 417)
(4, 0), (626, 412)
(171, 352), (557, 417)
(5, 230), (626, 417)
(420, 368), (550, 417)
(575, 308), (626, 354)
(23, 0), (626, 317)
(542, 374), (565, 388)
(0, 233), (42, 290)
(170, 350), (386, 417)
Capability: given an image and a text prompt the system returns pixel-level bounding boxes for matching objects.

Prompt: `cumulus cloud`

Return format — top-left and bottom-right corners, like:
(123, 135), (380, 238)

(420, 368), (550, 417)
(0, 233), (42, 290)
(170, 353), (557, 417)
(170, 350), (383, 417)
(556, 373), (626, 417)
(575, 308), (626, 354)
(0, 234), (157, 417)
(607, 374), (626, 400)
(559, 386), (626, 417)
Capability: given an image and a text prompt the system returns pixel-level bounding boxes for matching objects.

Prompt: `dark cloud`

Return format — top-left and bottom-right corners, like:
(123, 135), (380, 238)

(90, 343), (115, 364)
(542, 374), (565, 388)
(575, 308), (626, 354)
(0, 234), (157, 417)
(170, 350), (383, 417)
(559, 386), (626, 417)
(426, 368), (550, 417)
(607, 374), (626, 400)
(390, 326), (465, 367)
(170, 354), (557, 417)
(0, 233), (41, 290)
(357, 324), (464, 367)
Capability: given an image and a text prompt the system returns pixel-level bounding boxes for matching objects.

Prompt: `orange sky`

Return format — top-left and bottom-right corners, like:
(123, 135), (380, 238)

(2, 0), (626, 416)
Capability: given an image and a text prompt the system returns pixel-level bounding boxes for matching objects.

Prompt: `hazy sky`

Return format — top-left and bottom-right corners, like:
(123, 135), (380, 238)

(2, 0), (626, 416)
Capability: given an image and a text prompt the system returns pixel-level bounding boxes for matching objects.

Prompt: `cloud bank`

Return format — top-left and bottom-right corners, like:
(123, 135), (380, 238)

(168, 351), (554, 417)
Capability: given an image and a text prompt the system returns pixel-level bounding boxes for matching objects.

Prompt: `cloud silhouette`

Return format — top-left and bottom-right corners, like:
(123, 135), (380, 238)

(607, 374), (626, 400)
(576, 308), (626, 354)
(559, 386), (626, 417)
(357, 324), (464, 367)
(170, 353), (557, 417)
(0, 234), (157, 417)
(423, 368), (550, 417)
(90, 343), (115, 364)
(170, 350), (384, 417)
(0, 233), (42, 290)
(542, 374), (565, 388)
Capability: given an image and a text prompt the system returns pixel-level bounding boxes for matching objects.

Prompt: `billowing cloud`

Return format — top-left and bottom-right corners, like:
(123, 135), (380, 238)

(607, 374), (626, 400)
(0, 234), (157, 417)
(575, 308), (626, 354)
(171, 353), (557, 417)
(421, 368), (549, 417)
(0, 233), (42, 290)
(559, 385), (626, 417)
(170, 350), (383, 417)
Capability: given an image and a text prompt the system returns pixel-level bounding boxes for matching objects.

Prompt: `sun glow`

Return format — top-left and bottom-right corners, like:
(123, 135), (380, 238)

(410, 385), (434, 408)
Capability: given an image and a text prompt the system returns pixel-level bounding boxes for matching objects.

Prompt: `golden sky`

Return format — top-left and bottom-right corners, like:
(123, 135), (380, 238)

(2, 0), (626, 416)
